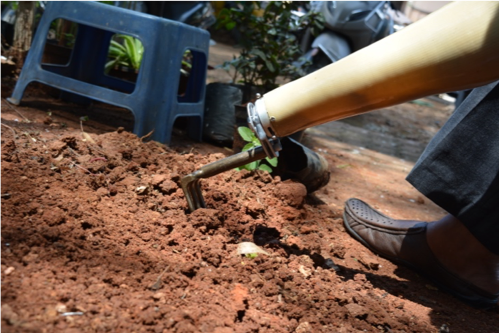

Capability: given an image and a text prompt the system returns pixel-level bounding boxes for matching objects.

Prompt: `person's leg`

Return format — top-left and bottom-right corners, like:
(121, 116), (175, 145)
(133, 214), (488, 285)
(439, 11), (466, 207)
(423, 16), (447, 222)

(343, 199), (499, 308)
(407, 81), (499, 255)
(426, 215), (499, 295)
(343, 81), (499, 307)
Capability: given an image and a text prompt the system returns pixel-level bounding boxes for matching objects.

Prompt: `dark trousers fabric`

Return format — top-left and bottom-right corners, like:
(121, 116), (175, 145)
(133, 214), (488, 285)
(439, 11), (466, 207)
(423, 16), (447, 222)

(406, 81), (499, 255)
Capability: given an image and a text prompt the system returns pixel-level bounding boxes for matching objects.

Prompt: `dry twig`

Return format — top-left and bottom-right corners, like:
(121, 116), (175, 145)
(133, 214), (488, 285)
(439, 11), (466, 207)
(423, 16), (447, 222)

(150, 265), (170, 290)
(1, 123), (20, 161)
(2, 99), (31, 123)
(140, 129), (154, 141)
(1, 122), (19, 149)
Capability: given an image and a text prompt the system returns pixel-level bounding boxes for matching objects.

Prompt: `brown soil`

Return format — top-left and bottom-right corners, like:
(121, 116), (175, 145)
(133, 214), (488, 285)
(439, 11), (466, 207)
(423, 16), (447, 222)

(2, 41), (498, 333)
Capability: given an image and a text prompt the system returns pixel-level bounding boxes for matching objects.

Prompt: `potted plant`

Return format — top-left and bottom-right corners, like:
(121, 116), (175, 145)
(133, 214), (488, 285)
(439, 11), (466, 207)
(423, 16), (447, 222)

(216, 1), (324, 96)
(203, 1), (323, 145)
(105, 34), (144, 82)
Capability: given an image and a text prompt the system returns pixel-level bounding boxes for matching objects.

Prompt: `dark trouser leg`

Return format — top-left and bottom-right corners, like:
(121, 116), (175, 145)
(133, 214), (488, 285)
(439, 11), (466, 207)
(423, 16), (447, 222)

(406, 81), (499, 254)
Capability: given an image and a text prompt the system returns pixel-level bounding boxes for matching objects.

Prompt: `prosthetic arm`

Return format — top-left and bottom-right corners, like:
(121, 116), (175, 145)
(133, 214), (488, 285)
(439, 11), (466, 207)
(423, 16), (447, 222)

(248, 1), (499, 158)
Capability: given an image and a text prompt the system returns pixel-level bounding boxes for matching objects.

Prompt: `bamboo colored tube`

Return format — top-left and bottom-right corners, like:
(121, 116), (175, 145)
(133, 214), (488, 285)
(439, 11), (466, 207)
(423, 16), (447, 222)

(262, 1), (499, 137)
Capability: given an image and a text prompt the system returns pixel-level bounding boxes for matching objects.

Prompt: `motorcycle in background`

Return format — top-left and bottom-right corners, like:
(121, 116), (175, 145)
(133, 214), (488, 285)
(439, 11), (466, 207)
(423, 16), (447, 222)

(294, 1), (409, 74)
(295, 1), (468, 109)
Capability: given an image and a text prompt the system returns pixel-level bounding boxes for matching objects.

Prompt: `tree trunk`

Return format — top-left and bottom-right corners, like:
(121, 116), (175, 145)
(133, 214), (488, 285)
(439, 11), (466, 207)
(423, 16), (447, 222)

(12, 1), (36, 67)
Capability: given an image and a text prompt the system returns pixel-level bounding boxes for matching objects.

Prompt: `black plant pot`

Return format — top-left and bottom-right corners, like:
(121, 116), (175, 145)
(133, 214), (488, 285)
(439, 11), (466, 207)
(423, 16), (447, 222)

(202, 83), (243, 146)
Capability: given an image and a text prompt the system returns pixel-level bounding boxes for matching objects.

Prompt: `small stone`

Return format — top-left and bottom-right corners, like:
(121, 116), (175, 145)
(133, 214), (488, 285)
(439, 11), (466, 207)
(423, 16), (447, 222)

(299, 225), (317, 234)
(95, 187), (108, 197)
(274, 181), (307, 207)
(295, 321), (312, 333)
(323, 258), (340, 271)
(152, 292), (165, 300)
(345, 303), (367, 318)
(298, 265), (312, 278)
(4, 266), (15, 275)
(55, 303), (68, 313)
(151, 174), (167, 186)
(44, 306), (58, 320)
(357, 252), (380, 270)
(213, 328), (235, 333)
(1, 304), (19, 325)
(135, 185), (148, 195)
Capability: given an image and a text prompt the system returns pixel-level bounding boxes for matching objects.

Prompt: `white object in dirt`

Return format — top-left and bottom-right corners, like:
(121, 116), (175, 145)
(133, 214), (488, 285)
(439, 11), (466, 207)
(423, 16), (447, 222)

(237, 242), (270, 256)
(4, 267), (15, 275)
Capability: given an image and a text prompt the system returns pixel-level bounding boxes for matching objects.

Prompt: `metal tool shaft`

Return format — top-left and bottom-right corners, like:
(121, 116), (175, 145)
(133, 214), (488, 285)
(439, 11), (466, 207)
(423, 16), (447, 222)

(181, 146), (267, 212)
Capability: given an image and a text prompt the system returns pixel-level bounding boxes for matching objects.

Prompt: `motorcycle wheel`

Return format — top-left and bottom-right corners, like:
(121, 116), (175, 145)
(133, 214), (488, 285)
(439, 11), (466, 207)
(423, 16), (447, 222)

(306, 51), (332, 75)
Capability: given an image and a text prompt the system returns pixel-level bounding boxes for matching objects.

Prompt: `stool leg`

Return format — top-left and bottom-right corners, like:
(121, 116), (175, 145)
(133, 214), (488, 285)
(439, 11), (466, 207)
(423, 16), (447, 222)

(6, 85), (27, 105)
(7, 45), (42, 105)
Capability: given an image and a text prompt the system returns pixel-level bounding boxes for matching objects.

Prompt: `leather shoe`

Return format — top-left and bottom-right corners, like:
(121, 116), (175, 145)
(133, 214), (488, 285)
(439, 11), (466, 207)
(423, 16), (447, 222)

(343, 198), (499, 308)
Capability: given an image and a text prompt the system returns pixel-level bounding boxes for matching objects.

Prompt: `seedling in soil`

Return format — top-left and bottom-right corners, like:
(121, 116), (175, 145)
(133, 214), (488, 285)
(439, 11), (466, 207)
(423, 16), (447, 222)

(236, 126), (277, 172)
(80, 116), (95, 143)
(79, 115), (89, 131)
(245, 253), (258, 259)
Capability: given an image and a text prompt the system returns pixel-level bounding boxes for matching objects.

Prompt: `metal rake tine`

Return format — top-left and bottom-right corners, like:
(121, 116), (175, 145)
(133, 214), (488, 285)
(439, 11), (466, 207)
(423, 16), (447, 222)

(190, 179), (205, 211)
(181, 175), (205, 212)
(181, 145), (268, 212)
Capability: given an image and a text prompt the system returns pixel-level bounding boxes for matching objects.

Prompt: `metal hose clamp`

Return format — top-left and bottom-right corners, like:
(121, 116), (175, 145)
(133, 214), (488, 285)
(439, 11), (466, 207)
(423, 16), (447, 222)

(247, 96), (282, 158)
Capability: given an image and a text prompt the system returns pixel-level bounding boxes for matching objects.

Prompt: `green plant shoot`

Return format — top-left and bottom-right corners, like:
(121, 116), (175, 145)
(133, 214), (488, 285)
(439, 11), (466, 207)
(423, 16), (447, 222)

(105, 34), (144, 73)
(245, 253), (258, 259)
(236, 126), (277, 172)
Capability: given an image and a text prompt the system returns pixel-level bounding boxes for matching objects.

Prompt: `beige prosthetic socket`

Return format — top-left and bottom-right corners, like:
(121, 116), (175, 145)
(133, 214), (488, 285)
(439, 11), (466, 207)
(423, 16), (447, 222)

(256, 1), (499, 138)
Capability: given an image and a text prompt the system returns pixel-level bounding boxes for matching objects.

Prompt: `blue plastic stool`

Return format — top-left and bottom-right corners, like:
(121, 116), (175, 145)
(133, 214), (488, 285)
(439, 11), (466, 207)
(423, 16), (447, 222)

(7, 1), (209, 144)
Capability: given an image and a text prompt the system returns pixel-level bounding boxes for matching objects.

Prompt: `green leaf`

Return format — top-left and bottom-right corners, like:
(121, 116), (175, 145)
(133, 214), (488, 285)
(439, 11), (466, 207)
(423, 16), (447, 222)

(124, 37), (137, 69)
(266, 157), (278, 167)
(250, 49), (267, 61)
(238, 126), (255, 142)
(246, 161), (259, 171)
(258, 164), (272, 172)
(242, 142), (255, 152)
(109, 40), (126, 55)
(114, 35), (143, 70)
(264, 59), (275, 73)
(225, 21), (236, 30)
(218, 7), (231, 18)
(105, 59), (118, 72)
(214, 0), (322, 95)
